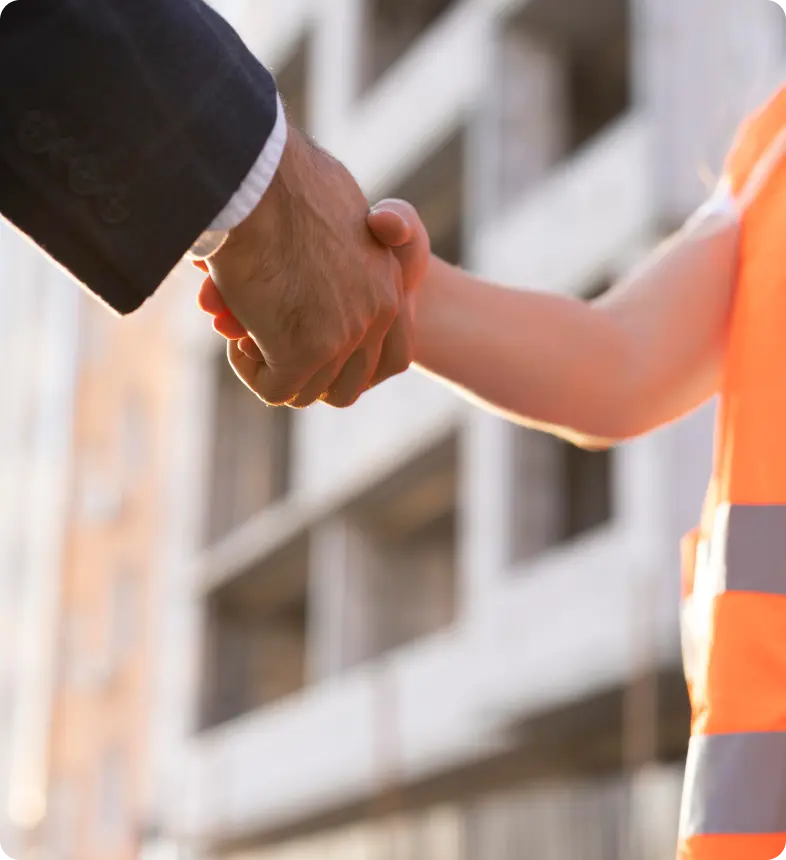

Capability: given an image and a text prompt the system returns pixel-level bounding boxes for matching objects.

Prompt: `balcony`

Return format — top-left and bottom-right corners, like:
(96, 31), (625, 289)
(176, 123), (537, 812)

(199, 535), (310, 730)
(510, 429), (614, 564)
(341, 436), (460, 669)
(180, 628), (492, 846)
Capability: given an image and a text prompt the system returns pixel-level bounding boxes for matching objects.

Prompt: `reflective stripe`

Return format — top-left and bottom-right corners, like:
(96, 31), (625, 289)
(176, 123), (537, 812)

(680, 598), (699, 688)
(679, 732), (786, 837)
(682, 503), (786, 691)
(707, 504), (786, 596)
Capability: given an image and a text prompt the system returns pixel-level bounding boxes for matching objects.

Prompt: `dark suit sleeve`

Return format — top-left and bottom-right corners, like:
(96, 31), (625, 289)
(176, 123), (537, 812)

(0, 0), (279, 314)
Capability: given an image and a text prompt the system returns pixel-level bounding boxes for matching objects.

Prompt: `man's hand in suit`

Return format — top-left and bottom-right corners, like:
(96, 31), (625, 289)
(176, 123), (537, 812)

(200, 126), (415, 408)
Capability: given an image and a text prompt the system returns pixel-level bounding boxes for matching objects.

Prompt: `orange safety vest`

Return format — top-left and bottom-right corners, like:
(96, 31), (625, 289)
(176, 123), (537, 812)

(679, 83), (786, 860)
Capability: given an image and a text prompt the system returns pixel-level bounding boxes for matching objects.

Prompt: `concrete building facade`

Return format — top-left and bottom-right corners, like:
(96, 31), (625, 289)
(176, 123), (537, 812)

(150, 1), (786, 858)
(1, 1), (784, 860)
(0, 227), (80, 860)
(0, 232), (189, 860)
(41, 270), (187, 860)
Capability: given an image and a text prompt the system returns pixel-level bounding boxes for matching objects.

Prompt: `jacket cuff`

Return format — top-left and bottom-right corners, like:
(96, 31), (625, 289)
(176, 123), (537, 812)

(188, 93), (288, 261)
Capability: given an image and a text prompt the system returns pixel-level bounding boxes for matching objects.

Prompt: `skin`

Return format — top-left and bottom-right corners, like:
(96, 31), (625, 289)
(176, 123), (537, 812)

(372, 200), (739, 448)
(199, 124), (416, 409)
(202, 197), (739, 448)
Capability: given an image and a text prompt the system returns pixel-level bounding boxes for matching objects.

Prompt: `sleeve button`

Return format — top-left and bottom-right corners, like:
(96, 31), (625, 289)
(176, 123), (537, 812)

(97, 191), (130, 225)
(18, 111), (59, 154)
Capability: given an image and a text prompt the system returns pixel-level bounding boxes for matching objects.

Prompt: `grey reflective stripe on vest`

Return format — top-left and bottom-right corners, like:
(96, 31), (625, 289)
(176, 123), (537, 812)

(682, 504), (786, 683)
(679, 732), (786, 837)
(706, 503), (786, 595)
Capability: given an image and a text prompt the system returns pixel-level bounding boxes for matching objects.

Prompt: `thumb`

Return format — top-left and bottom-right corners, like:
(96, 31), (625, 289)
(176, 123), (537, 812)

(368, 200), (415, 247)
(368, 199), (431, 293)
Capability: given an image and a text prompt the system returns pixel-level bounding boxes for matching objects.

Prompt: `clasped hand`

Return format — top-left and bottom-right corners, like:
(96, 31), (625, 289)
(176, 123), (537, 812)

(196, 126), (429, 408)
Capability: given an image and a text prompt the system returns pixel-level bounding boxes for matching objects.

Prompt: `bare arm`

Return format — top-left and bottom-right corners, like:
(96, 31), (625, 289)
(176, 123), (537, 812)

(411, 205), (739, 448)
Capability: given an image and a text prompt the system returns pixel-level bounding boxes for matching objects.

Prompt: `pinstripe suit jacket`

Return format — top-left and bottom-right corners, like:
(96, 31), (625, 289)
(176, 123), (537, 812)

(0, 0), (278, 313)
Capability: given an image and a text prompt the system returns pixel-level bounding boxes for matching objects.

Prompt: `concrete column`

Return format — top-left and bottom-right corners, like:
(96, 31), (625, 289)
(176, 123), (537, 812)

(467, 19), (568, 232)
(309, 0), (366, 140)
(458, 412), (515, 620)
(145, 274), (217, 832)
(308, 518), (377, 680)
(495, 27), (569, 210)
(307, 519), (350, 682)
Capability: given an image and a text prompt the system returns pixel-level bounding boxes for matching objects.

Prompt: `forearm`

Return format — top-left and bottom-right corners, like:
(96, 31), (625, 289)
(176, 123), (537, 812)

(413, 258), (632, 446)
(413, 208), (738, 447)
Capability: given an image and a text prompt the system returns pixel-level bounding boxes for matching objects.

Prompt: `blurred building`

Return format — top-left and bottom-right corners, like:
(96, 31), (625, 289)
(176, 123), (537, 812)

(0, 219), (189, 860)
(1, 2), (785, 860)
(40, 273), (187, 860)
(0, 230), (80, 860)
(147, 1), (786, 859)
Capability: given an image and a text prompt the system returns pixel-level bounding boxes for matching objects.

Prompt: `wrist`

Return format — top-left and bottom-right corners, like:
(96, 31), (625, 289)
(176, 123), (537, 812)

(190, 94), (289, 263)
(412, 254), (447, 363)
(205, 125), (322, 328)
(217, 125), (306, 260)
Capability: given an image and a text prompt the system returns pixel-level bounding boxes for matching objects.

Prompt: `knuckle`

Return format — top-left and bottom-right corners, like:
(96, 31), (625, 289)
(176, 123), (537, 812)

(348, 314), (368, 347)
(379, 293), (399, 325)
(294, 329), (330, 363)
(325, 320), (359, 359)
(322, 349), (371, 409)
(258, 376), (299, 406)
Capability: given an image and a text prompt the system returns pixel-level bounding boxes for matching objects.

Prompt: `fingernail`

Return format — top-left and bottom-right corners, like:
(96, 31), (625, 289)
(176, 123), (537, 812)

(370, 207), (409, 228)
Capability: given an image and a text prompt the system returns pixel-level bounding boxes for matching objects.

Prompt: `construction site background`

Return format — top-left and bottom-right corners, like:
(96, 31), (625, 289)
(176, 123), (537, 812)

(0, 1), (783, 859)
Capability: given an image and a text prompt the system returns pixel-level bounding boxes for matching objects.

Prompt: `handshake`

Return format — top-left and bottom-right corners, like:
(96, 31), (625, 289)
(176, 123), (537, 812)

(195, 124), (431, 408)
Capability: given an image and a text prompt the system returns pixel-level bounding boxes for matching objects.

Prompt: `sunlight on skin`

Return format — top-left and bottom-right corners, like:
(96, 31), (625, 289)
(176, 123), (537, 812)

(194, 205), (421, 363)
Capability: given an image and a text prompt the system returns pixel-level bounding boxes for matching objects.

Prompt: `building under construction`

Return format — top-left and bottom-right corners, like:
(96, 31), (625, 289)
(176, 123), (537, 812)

(1, 1), (785, 859)
(147, 1), (786, 858)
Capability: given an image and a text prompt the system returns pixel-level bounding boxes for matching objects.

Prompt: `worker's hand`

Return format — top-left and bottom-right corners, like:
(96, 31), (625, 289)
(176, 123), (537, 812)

(366, 198), (430, 298)
(365, 198), (431, 385)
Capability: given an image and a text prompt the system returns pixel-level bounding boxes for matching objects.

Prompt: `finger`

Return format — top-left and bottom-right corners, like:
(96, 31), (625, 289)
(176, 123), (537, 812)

(197, 276), (229, 315)
(227, 340), (311, 406)
(198, 276), (251, 341)
(238, 336), (264, 361)
(322, 344), (380, 408)
(322, 299), (396, 408)
(368, 199), (431, 294)
(289, 308), (388, 409)
(367, 204), (413, 247)
(288, 356), (345, 408)
(192, 259), (209, 273)
(213, 311), (250, 340)
(368, 311), (414, 390)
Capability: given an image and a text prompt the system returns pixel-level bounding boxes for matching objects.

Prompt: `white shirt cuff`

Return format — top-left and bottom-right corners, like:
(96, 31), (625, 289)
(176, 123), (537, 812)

(187, 93), (288, 261)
